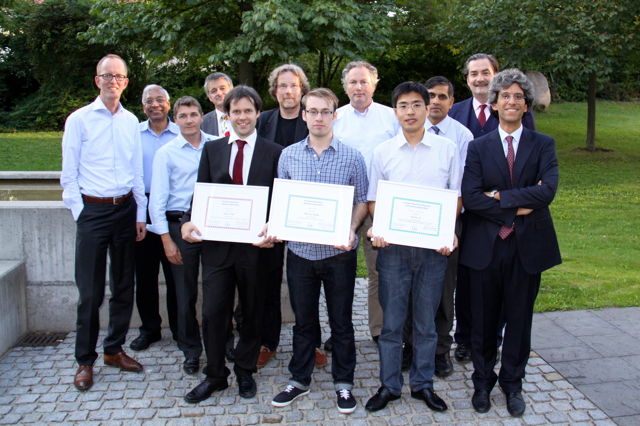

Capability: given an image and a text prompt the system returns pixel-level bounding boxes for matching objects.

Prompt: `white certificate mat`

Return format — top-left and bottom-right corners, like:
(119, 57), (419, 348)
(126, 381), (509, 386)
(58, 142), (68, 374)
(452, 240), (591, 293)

(190, 182), (269, 244)
(372, 180), (458, 250)
(268, 178), (354, 246)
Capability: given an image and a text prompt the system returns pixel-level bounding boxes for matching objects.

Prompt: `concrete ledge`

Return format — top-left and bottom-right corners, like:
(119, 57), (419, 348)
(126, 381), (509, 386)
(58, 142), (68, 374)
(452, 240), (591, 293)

(0, 261), (27, 356)
(0, 171), (61, 180)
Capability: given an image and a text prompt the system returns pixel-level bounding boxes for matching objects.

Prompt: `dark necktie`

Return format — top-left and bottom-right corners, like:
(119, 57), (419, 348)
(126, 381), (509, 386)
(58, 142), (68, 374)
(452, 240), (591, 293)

(478, 104), (487, 127)
(430, 125), (440, 135)
(232, 140), (246, 185)
(499, 135), (515, 239)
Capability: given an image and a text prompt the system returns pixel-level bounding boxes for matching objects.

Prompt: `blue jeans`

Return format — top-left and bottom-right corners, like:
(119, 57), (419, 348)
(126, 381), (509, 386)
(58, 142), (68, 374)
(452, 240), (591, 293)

(286, 249), (357, 390)
(377, 245), (448, 394)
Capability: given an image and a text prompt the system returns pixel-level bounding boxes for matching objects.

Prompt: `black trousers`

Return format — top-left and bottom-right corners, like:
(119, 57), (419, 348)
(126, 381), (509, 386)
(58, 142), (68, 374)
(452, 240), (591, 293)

(134, 228), (177, 339)
(202, 244), (266, 380)
(169, 221), (203, 358)
(260, 243), (284, 351)
(75, 198), (136, 365)
(469, 235), (541, 393)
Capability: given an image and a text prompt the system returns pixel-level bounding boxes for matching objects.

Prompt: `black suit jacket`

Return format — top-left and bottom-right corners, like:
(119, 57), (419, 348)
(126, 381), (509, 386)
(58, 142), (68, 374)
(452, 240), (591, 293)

(184, 135), (282, 266)
(449, 97), (536, 138)
(459, 128), (561, 274)
(256, 107), (308, 147)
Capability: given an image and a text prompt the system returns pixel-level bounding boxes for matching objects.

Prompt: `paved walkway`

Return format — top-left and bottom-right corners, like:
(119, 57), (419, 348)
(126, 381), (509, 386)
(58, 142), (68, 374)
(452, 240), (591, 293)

(0, 278), (630, 425)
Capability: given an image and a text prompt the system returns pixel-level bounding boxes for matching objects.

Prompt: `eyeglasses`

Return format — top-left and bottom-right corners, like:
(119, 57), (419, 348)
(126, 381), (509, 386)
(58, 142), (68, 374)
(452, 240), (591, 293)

(499, 93), (526, 102)
(98, 74), (128, 82)
(305, 109), (334, 118)
(143, 97), (168, 105)
(395, 101), (426, 112)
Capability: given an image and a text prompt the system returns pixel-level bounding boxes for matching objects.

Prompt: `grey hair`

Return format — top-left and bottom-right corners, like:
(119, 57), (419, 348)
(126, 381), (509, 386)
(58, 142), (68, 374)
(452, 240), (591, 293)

(463, 53), (499, 77)
(341, 61), (379, 90)
(203, 72), (233, 94)
(488, 68), (535, 108)
(141, 84), (170, 103)
(267, 63), (310, 100)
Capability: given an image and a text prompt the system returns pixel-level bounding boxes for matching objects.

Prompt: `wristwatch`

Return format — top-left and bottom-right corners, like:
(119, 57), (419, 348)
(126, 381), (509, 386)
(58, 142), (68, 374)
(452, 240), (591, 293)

(489, 190), (498, 199)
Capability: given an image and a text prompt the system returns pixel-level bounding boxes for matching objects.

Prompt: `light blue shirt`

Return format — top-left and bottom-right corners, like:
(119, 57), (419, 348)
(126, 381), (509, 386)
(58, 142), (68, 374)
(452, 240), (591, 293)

(61, 96), (146, 221)
(139, 120), (180, 193)
(426, 115), (474, 170)
(148, 131), (214, 235)
(333, 102), (400, 172)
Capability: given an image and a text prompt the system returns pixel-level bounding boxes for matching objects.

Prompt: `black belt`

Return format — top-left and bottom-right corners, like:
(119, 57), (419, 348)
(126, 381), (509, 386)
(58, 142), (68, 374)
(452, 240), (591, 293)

(82, 191), (132, 205)
(166, 210), (185, 222)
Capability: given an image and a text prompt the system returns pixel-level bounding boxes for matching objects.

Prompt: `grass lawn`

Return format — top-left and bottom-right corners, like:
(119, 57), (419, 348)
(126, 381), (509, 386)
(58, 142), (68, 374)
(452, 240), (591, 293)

(1, 102), (638, 312)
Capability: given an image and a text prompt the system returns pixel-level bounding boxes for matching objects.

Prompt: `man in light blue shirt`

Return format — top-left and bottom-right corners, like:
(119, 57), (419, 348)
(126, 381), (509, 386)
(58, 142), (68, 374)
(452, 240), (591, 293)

(131, 84), (181, 353)
(332, 60), (400, 348)
(148, 96), (214, 375)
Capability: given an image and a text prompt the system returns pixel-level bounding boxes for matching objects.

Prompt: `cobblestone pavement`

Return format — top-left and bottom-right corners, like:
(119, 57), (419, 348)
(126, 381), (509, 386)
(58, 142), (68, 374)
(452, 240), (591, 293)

(0, 278), (616, 425)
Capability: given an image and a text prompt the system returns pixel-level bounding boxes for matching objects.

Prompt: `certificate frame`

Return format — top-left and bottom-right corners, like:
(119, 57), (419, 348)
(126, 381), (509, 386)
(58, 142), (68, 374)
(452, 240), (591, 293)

(268, 178), (354, 246)
(190, 182), (269, 244)
(371, 180), (458, 250)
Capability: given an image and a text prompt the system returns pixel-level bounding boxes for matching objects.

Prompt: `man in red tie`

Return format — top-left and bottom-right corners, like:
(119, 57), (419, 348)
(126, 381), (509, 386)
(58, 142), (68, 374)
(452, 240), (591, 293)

(181, 86), (282, 403)
(459, 69), (561, 417)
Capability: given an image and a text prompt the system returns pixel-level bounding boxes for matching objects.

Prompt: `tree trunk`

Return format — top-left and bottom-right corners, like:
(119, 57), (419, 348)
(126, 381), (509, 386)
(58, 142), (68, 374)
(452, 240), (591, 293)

(586, 71), (597, 151)
(238, 59), (253, 86)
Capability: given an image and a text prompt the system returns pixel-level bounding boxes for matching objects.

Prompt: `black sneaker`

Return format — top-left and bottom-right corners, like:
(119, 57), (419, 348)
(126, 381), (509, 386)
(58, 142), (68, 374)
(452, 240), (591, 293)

(336, 388), (357, 414)
(271, 384), (310, 407)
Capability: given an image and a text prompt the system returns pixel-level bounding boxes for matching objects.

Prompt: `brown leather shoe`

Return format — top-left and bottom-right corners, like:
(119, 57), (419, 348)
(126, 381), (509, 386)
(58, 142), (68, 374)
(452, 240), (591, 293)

(74, 365), (93, 391)
(315, 348), (328, 368)
(104, 351), (143, 372)
(256, 346), (275, 368)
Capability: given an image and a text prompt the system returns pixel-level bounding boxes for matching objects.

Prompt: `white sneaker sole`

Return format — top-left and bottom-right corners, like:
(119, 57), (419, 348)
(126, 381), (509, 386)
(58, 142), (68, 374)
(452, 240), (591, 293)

(271, 389), (310, 407)
(337, 404), (357, 414)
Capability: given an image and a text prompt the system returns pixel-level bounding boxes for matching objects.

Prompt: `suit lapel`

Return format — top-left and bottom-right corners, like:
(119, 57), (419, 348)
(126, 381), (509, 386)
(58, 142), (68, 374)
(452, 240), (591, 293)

(219, 137), (233, 184)
(247, 136), (265, 185)
(513, 128), (534, 186)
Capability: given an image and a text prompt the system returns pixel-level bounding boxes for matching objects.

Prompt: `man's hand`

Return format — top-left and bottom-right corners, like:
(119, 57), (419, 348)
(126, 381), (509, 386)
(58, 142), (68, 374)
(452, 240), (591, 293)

(136, 222), (146, 241)
(367, 226), (390, 248)
(334, 229), (356, 251)
(436, 234), (458, 256)
(517, 208), (534, 216)
(181, 221), (203, 243)
(161, 234), (183, 265)
(253, 223), (275, 248)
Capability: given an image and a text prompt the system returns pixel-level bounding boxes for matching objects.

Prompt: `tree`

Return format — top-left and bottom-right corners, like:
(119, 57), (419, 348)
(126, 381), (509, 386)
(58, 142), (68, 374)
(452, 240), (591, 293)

(442, 0), (640, 151)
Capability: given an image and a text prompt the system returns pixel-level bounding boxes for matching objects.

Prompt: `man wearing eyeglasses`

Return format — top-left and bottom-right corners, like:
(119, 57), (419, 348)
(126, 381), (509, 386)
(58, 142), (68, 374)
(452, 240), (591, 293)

(270, 88), (368, 414)
(460, 69), (560, 417)
(129, 84), (180, 353)
(332, 61), (399, 349)
(202, 72), (234, 137)
(61, 54), (147, 392)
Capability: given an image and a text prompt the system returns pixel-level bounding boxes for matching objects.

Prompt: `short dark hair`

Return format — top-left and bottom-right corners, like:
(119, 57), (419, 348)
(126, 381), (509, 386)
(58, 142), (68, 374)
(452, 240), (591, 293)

(488, 68), (535, 109)
(424, 76), (454, 97)
(222, 85), (263, 113)
(463, 53), (499, 77)
(301, 88), (339, 111)
(391, 81), (430, 108)
(173, 96), (203, 115)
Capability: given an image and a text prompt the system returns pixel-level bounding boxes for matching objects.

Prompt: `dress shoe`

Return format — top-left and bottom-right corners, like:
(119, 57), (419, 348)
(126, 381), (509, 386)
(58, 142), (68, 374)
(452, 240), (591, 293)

(237, 374), (257, 399)
(505, 391), (526, 417)
(472, 389), (491, 413)
(183, 357), (199, 375)
(411, 388), (448, 412)
(73, 365), (93, 391)
(454, 343), (471, 362)
(401, 343), (412, 371)
(129, 334), (161, 351)
(314, 348), (329, 368)
(365, 386), (400, 412)
(184, 378), (229, 403)
(323, 337), (333, 352)
(434, 352), (453, 378)
(104, 351), (143, 372)
(256, 346), (275, 368)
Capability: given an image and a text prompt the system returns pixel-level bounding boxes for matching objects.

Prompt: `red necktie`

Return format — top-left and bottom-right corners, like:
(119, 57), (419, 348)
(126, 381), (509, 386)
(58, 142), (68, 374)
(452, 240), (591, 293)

(232, 140), (246, 185)
(478, 104), (487, 127)
(499, 135), (515, 239)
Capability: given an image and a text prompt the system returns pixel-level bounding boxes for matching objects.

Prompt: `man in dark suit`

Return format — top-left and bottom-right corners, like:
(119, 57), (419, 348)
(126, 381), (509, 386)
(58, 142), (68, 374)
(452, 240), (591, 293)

(201, 72), (233, 136)
(460, 69), (561, 417)
(449, 53), (536, 364)
(181, 86), (282, 403)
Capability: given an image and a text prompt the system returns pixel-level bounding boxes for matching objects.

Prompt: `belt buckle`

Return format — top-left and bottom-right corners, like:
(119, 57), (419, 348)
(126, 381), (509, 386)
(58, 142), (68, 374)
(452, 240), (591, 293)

(112, 196), (119, 205)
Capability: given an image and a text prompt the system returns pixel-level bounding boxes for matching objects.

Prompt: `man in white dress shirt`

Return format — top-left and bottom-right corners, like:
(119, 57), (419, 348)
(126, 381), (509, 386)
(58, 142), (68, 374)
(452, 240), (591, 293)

(61, 54), (146, 392)
(332, 61), (399, 347)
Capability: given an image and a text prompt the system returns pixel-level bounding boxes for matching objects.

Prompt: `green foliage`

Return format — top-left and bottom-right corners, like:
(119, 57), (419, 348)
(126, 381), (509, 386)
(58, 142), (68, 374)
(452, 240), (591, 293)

(0, 131), (62, 170)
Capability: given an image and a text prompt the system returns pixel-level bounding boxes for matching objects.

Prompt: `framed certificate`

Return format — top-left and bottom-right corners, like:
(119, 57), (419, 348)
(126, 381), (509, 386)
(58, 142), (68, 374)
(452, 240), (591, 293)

(190, 182), (269, 244)
(371, 180), (458, 250)
(268, 178), (354, 246)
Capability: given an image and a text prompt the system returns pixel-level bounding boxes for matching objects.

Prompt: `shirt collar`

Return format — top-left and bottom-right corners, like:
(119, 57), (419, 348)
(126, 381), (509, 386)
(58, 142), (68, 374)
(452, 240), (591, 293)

(175, 131), (208, 150)
(140, 119), (180, 135)
(345, 101), (374, 117)
(91, 96), (123, 115)
(395, 129), (432, 148)
(472, 97), (489, 112)
(227, 129), (257, 148)
(426, 115), (451, 135)
(498, 125), (524, 144)
(303, 135), (340, 152)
